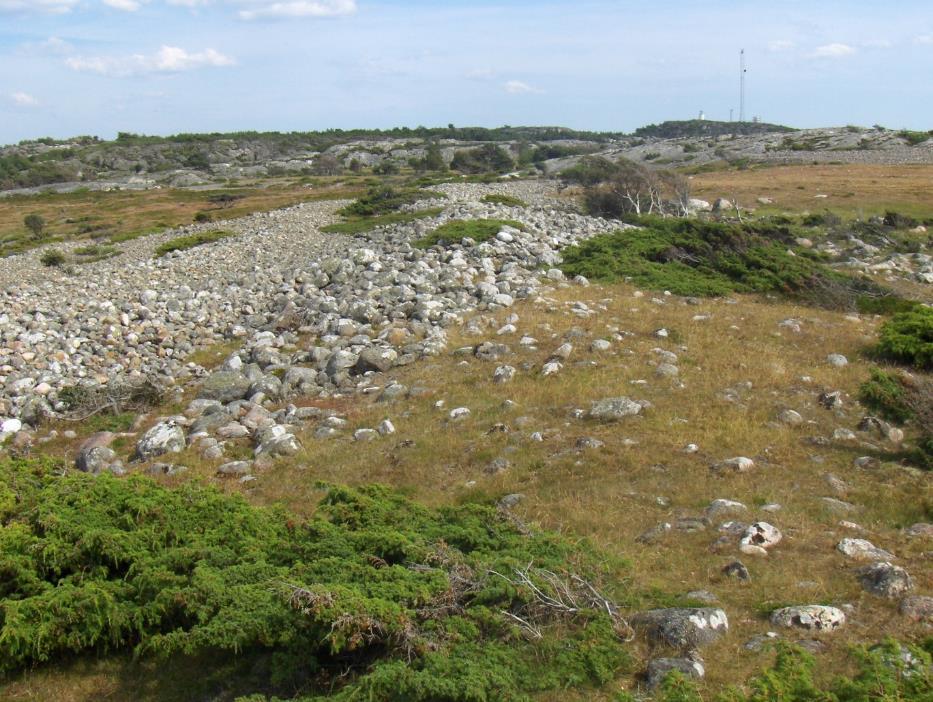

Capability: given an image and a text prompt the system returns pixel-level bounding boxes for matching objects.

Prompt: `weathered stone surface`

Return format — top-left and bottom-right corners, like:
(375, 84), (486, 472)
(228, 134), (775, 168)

(857, 562), (913, 599)
(646, 658), (705, 689)
(631, 608), (729, 650)
(899, 595), (933, 624)
(770, 605), (845, 632)
(837, 538), (896, 562)
(588, 397), (642, 421)
(199, 371), (252, 403)
(136, 421), (185, 459)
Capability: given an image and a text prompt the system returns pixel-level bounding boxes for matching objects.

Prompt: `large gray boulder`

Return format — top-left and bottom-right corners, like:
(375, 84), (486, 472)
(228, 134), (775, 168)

(355, 347), (398, 374)
(631, 608), (729, 650)
(770, 605), (845, 632)
(646, 658), (705, 689)
(199, 371), (252, 403)
(857, 562), (913, 599)
(589, 397), (643, 421)
(136, 421), (185, 460)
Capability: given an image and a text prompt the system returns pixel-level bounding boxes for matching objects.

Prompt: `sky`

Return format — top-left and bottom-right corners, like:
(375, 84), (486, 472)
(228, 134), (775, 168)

(2, 0), (932, 143)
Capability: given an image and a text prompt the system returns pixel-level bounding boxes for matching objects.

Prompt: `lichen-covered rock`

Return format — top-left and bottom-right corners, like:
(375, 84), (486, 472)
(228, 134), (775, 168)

(199, 371), (252, 403)
(857, 562), (913, 599)
(631, 608), (729, 650)
(770, 605), (845, 632)
(589, 397), (642, 421)
(899, 595), (933, 624)
(837, 538), (896, 561)
(135, 421), (185, 460)
(646, 657), (705, 689)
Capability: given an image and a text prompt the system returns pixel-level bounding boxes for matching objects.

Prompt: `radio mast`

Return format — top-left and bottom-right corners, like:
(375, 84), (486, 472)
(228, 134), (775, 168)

(739, 49), (746, 122)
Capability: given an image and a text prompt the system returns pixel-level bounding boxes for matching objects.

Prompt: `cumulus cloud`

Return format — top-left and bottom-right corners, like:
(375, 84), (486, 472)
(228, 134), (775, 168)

(811, 43), (856, 58)
(66, 45), (235, 76)
(103, 0), (144, 9)
(238, 0), (355, 20)
(10, 91), (40, 107)
(0, 0), (77, 13)
(503, 80), (543, 95)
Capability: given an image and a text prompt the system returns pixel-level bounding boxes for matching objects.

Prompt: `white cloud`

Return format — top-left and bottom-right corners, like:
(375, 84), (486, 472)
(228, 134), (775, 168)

(103, 0), (144, 9)
(10, 91), (40, 107)
(466, 68), (496, 80)
(862, 38), (892, 49)
(915, 35), (933, 45)
(66, 45), (235, 76)
(503, 80), (543, 95)
(811, 43), (856, 58)
(767, 40), (794, 52)
(238, 0), (355, 20)
(0, 0), (77, 13)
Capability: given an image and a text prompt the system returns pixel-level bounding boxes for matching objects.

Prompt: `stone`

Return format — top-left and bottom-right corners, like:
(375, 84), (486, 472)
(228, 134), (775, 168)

(722, 561), (750, 581)
(217, 460), (252, 477)
(705, 499), (747, 519)
(199, 371), (252, 403)
(76, 446), (116, 474)
(770, 605), (845, 632)
(826, 354), (848, 368)
(857, 562), (913, 599)
(589, 397), (642, 421)
(493, 365), (516, 384)
(1, 417), (22, 434)
(355, 347), (398, 374)
(377, 419), (396, 436)
(778, 409), (804, 425)
(449, 407), (471, 421)
(740, 522), (782, 551)
(354, 428), (378, 442)
(255, 427), (301, 457)
(631, 608), (729, 650)
(136, 421), (185, 460)
(837, 538), (896, 562)
(713, 456), (755, 472)
(899, 595), (933, 624)
(645, 657), (705, 689)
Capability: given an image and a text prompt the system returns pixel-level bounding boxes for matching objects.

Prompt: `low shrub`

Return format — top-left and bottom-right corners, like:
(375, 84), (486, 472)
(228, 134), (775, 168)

(559, 217), (888, 308)
(860, 368), (933, 469)
(801, 211), (842, 228)
(414, 218), (525, 248)
(321, 207), (444, 235)
(874, 306), (933, 370)
(339, 186), (443, 218)
(39, 248), (65, 267)
(883, 210), (920, 229)
(481, 193), (528, 207)
(193, 211), (212, 223)
(154, 230), (234, 257)
(0, 459), (630, 699)
(898, 129), (933, 146)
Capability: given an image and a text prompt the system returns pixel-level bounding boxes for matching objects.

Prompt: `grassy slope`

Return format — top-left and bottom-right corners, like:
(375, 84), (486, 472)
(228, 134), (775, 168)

(5, 281), (930, 701)
(0, 177), (370, 256)
(689, 164), (933, 220)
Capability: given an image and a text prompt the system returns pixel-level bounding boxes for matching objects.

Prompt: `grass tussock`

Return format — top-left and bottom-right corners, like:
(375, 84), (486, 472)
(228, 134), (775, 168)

(414, 218), (525, 248)
(154, 229), (234, 257)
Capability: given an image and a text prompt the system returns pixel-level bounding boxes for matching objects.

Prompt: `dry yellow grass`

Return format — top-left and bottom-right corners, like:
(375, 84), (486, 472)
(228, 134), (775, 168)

(690, 164), (933, 218)
(6, 280), (929, 700)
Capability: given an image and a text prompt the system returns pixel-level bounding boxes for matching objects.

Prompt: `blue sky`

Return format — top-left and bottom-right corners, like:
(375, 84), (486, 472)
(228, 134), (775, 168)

(2, 0), (932, 143)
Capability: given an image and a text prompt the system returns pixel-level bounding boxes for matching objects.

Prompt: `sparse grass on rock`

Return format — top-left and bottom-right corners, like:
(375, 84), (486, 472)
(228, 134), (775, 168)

(321, 207), (443, 235)
(414, 218), (525, 248)
(154, 229), (234, 257)
(481, 193), (528, 207)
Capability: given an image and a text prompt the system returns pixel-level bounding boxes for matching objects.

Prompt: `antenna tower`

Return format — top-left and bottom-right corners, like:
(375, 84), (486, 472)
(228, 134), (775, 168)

(739, 49), (746, 122)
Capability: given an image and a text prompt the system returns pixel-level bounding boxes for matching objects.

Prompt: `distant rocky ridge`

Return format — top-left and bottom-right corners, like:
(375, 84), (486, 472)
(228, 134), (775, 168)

(3, 123), (931, 197)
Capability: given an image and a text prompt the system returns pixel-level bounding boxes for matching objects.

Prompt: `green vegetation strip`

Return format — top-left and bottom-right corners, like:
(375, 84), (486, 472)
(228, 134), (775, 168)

(321, 207), (443, 235)
(414, 218), (525, 248)
(338, 186), (444, 218)
(874, 306), (933, 370)
(559, 217), (897, 311)
(0, 458), (629, 700)
(481, 194), (528, 207)
(154, 229), (234, 257)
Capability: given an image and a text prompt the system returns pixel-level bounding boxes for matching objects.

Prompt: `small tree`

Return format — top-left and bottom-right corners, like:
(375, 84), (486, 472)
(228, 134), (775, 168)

(24, 213), (45, 239)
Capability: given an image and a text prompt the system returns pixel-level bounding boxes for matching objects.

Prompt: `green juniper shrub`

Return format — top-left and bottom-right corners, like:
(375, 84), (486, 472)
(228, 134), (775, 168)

(339, 186), (443, 218)
(559, 217), (891, 309)
(414, 219), (525, 248)
(874, 306), (933, 370)
(0, 458), (631, 701)
(23, 213), (46, 239)
(39, 248), (65, 266)
(321, 208), (444, 236)
(883, 210), (920, 229)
